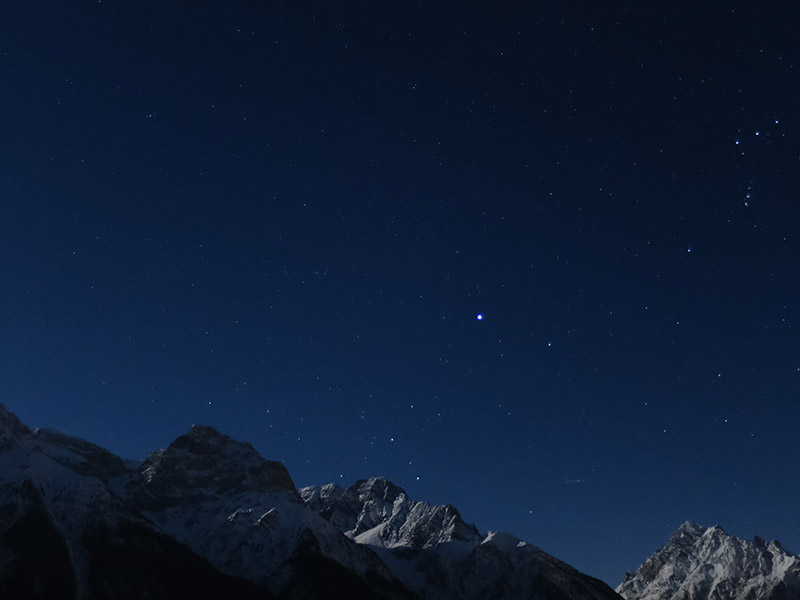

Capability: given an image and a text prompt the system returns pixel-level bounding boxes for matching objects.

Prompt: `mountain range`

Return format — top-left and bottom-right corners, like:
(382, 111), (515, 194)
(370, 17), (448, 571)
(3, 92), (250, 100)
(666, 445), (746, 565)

(1, 404), (797, 600)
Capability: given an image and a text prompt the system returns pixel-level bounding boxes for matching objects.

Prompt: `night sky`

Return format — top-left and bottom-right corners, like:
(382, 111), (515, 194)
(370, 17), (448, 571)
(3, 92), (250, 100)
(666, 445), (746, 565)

(2, 0), (799, 586)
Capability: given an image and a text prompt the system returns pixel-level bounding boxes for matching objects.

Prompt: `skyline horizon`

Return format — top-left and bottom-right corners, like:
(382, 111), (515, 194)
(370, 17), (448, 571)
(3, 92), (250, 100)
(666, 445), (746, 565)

(3, 399), (796, 587)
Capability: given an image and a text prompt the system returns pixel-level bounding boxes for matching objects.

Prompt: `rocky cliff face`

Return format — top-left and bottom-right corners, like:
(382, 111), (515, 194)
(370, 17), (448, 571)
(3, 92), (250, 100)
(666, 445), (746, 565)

(616, 521), (800, 600)
(301, 477), (483, 550)
(124, 424), (299, 511)
(0, 404), (32, 450)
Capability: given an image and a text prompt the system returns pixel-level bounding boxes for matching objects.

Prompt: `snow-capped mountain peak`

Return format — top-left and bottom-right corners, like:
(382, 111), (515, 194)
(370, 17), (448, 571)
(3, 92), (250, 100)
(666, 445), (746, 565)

(301, 476), (484, 550)
(301, 476), (621, 600)
(1, 404), (621, 600)
(617, 522), (800, 600)
(116, 430), (415, 597)
(0, 404), (271, 599)
(672, 521), (705, 539)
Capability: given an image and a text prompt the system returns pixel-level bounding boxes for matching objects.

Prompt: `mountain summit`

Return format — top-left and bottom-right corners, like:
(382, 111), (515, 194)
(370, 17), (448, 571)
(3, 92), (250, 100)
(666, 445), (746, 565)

(0, 406), (268, 599)
(301, 476), (483, 549)
(302, 477), (621, 600)
(617, 521), (800, 600)
(129, 423), (298, 510)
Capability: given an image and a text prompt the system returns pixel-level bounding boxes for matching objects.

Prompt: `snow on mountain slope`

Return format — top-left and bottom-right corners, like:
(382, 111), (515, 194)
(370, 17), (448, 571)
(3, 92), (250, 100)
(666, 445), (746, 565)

(12, 403), (746, 600)
(118, 425), (417, 598)
(301, 477), (622, 600)
(616, 521), (800, 600)
(0, 410), (145, 585)
(301, 477), (483, 551)
(0, 405), (270, 599)
(31, 427), (129, 482)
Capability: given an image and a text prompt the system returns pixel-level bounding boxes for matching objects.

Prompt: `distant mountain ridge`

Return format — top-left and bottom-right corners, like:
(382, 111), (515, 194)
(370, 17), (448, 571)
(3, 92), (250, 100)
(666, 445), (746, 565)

(7, 403), (799, 600)
(617, 521), (800, 600)
(0, 404), (622, 599)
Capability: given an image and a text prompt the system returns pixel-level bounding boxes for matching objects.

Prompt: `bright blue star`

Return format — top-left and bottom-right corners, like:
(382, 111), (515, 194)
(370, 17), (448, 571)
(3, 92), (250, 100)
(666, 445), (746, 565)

(476, 313), (484, 321)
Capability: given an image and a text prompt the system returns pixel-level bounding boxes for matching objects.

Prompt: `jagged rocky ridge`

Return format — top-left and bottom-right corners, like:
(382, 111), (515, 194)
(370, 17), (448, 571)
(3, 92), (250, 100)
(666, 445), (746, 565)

(0, 405), (417, 600)
(300, 477), (621, 600)
(617, 521), (800, 600)
(115, 424), (416, 600)
(9, 403), (800, 600)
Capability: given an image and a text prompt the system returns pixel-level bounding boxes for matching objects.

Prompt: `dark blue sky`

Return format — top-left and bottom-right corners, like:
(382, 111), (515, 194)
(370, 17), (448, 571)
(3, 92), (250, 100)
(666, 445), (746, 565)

(2, 0), (799, 586)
